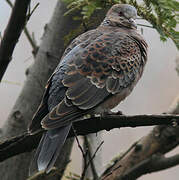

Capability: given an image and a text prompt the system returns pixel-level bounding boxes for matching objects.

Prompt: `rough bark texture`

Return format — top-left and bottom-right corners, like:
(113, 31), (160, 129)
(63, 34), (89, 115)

(0, 1), (81, 179)
(102, 100), (179, 180)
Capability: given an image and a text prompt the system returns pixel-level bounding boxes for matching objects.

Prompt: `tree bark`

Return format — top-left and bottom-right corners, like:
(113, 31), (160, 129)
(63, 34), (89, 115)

(102, 99), (179, 180)
(0, 1), (82, 179)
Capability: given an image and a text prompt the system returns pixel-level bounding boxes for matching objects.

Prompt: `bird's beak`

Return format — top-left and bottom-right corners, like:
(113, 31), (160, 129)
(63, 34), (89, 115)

(129, 18), (137, 29)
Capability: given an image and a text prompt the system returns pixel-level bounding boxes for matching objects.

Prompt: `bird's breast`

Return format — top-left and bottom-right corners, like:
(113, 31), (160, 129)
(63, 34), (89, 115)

(94, 86), (133, 113)
(94, 70), (141, 113)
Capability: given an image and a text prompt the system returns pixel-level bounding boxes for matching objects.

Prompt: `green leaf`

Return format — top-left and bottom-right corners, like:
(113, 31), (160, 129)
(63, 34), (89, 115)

(62, 0), (179, 49)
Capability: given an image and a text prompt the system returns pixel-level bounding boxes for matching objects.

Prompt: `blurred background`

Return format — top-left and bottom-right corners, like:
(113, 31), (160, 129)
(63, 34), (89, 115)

(0, 0), (178, 179)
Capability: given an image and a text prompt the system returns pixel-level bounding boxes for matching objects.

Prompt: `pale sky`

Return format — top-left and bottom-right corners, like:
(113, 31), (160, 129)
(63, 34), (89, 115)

(0, 1), (179, 179)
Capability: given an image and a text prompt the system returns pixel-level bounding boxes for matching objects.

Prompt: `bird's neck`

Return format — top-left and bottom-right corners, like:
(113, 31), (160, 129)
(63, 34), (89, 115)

(100, 17), (136, 31)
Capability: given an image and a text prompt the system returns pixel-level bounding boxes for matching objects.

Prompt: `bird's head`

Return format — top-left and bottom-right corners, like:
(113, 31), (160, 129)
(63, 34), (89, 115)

(105, 4), (137, 29)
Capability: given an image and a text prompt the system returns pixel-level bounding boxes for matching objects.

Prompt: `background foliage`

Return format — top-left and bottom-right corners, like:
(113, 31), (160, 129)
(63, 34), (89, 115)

(62, 0), (179, 49)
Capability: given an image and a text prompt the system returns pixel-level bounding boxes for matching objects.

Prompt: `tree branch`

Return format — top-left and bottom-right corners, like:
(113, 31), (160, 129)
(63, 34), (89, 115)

(83, 140), (104, 179)
(121, 153), (179, 180)
(83, 136), (100, 180)
(24, 27), (39, 56)
(5, 0), (39, 56)
(0, 114), (178, 163)
(101, 99), (179, 180)
(0, 0), (31, 81)
(101, 124), (179, 179)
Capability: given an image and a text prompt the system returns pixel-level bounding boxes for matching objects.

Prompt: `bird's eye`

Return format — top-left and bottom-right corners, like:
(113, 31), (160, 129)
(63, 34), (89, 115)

(118, 11), (123, 16)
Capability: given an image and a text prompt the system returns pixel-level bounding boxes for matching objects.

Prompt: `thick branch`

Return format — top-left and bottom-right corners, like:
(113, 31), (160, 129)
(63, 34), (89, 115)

(121, 154), (179, 179)
(5, 0), (39, 56)
(0, 0), (31, 81)
(0, 114), (178, 163)
(102, 101), (179, 180)
(101, 125), (179, 180)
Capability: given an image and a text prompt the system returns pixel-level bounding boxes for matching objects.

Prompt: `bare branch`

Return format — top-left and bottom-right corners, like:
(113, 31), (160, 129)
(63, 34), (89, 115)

(72, 125), (86, 160)
(23, 28), (39, 56)
(5, 0), (39, 56)
(83, 136), (99, 180)
(0, 0), (31, 81)
(121, 154), (179, 180)
(0, 114), (178, 163)
(5, 0), (13, 7)
(85, 140), (104, 179)
(81, 137), (103, 180)
(26, 3), (39, 21)
(101, 103), (179, 180)
(149, 154), (179, 172)
(101, 124), (179, 179)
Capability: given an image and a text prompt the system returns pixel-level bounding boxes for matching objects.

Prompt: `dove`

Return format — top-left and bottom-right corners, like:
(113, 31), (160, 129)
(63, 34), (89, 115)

(29, 4), (148, 173)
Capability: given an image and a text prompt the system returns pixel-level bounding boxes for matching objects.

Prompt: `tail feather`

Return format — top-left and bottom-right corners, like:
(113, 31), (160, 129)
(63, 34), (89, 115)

(30, 124), (72, 174)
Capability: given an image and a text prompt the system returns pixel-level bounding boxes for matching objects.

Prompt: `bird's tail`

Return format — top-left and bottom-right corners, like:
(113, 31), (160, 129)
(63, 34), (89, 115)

(29, 123), (72, 175)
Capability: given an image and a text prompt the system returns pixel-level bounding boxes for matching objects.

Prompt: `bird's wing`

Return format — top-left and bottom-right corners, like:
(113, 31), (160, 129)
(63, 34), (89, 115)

(41, 31), (147, 130)
(28, 29), (101, 133)
(28, 78), (52, 133)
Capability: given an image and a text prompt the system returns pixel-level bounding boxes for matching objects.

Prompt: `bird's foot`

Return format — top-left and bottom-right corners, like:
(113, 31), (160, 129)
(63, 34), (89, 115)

(101, 110), (123, 116)
(93, 110), (123, 118)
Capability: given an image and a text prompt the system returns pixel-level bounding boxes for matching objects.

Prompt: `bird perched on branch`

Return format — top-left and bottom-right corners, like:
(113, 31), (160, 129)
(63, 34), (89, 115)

(29, 4), (148, 174)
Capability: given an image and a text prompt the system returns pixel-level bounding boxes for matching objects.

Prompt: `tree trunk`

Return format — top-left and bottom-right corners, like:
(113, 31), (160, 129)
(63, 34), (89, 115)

(0, 1), (81, 179)
(0, 1), (108, 178)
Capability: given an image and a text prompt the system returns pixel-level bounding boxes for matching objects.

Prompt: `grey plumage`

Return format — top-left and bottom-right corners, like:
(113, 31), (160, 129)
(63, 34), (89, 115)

(37, 124), (72, 173)
(29, 4), (148, 174)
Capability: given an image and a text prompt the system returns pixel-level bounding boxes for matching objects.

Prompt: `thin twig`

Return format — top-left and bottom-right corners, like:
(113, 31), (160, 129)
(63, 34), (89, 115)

(5, 0), (39, 56)
(24, 27), (39, 56)
(72, 125), (86, 158)
(81, 139), (104, 180)
(83, 136), (99, 180)
(5, 0), (13, 7)
(0, 32), (2, 41)
(86, 141), (104, 174)
(26, 3), (40, 21)
(102, 165), (122, 180)
(137, 23), (154, 28)
(72, 125), (88, 180)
